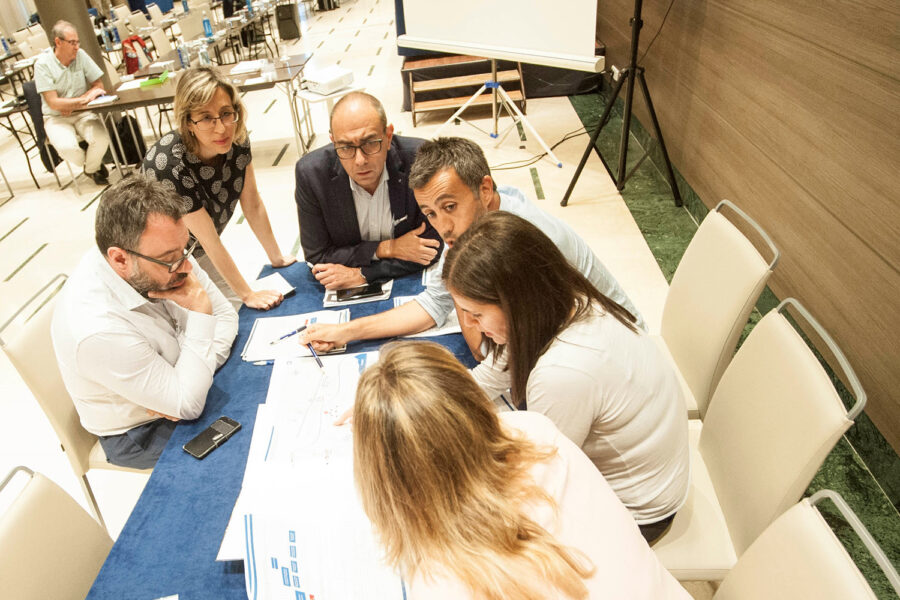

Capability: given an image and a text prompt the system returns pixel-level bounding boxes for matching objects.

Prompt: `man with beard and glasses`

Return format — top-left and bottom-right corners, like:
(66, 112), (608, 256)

(52, 176), (239, 468)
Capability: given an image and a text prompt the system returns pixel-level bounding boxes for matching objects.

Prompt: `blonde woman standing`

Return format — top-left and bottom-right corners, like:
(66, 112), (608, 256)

(142, 67), (294, 310)
(352, 341), (690, 600)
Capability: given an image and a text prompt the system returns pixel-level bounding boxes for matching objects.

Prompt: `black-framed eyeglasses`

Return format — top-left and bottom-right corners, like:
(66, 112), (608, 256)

(189, 110), (239, 132)
(334, 138), (383, 160)
(125, 238), (199, 273)
(60, 38), (80, 46)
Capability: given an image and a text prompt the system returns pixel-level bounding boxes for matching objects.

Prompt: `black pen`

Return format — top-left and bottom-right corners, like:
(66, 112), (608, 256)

(269, 324), (308, 345)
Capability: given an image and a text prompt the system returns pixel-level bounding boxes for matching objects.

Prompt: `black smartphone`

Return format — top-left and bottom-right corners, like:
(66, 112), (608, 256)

(335, 282), (383, 301)
(183, 416), (241, 459)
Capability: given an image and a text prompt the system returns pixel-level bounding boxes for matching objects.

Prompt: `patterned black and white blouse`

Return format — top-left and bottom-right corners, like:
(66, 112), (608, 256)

(141, 131), (252, 243)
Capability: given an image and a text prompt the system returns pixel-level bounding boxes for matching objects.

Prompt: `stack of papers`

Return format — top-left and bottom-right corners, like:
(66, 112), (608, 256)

(87, 94), (118, 106)
(230, 59), (268, 75)
(241, 309), (349, 363)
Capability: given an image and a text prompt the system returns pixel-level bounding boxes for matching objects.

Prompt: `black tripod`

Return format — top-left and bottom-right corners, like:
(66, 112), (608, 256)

(561, 0), (682, 207)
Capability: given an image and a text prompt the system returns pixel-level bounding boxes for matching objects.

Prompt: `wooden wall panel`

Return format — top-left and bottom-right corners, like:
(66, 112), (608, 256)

(596, 0), (900, 448)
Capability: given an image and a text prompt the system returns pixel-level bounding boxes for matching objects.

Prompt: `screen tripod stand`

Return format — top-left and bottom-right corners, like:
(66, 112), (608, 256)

(561, 0), (682, 207)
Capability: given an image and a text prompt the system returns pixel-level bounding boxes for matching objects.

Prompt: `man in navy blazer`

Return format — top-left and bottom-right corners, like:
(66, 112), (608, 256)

(295, 92), (442, 289)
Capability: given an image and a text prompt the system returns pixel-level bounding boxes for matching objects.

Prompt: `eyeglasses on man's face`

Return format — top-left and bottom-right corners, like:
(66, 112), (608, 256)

(334, 138), (383, 160)
(189, 110), (239, 132)
(60, 38), (80, 47)
(125, 238), (199, 273)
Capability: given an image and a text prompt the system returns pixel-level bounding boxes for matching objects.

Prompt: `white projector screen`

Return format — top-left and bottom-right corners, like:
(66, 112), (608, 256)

(397, 0), (603, 73)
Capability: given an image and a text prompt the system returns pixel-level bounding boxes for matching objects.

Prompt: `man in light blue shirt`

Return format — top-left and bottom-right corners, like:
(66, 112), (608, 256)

(33, 20), (110, 185)
(302, 136), (644, 356)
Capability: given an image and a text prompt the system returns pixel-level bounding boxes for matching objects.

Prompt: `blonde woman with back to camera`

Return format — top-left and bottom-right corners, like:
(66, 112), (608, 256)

(142, 67), (295, 311)
(352, 341), (690, 600)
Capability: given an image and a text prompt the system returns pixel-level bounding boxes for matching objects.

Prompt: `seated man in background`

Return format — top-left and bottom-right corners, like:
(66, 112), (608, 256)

(34, 20), (111, 185)
(294, 91), (441, 290)
(302, 136), (643, 357)
(52, 176), (239, 469)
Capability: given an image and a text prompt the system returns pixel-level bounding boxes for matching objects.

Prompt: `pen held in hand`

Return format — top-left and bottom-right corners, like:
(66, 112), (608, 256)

(269, 324), (308, 345)
(307, 342), (326, 373)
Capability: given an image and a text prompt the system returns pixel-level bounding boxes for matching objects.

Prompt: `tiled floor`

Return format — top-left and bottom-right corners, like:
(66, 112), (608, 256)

(0, 0), (719, 595)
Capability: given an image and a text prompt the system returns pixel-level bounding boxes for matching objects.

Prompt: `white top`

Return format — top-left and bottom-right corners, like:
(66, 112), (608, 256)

(51, 249), (239, 436)
(407, 411), (691, 600)
(472, 306), (689, 523)
(414, 185), (644, 330)
(348, 167), (393, 259)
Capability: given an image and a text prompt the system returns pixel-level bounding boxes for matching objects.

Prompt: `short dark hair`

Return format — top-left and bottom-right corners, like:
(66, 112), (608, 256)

(443, 211), (636, 407)
(95, 175), (185, 254)
(409, 137), (493, 198)
(329, 91), (388, 133)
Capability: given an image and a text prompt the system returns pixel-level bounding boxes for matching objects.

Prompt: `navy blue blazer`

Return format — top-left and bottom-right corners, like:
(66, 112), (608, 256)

(294, 135), (442, 283)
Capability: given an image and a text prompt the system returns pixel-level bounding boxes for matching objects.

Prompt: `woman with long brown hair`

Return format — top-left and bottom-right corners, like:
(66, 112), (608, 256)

(353, 341), (689, 600)
(443, 211), (689, 543)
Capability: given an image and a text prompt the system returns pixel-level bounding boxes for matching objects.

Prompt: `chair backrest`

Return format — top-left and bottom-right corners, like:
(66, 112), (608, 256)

(148, 3), (166, 25)
(12, 28), (29, 46)
(179, 12), (205, 40)
(103, 57), (121, 86)
(714, 490), (898, 599)
(114, 5), (132, 23)
(150, 27), (173, 55)
(660, 200), (779, 419)
(129, 10), (151, 30)
(0, 466), (113, 600)
(26, 32), (48, 50)
(699, 298), (865, 555)
(0, 287), (98, 480)
(17, 39), (35, 58)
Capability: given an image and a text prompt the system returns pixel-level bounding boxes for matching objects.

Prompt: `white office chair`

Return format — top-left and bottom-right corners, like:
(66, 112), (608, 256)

(148, 3), (167, 26)
(12, 28), (30, 47)
(714, 490), (900, 599)
(652, 298), (866, 580)
(150, 26), (174, 54)
(113, 5), (132, 24)
(179, 12), (205, 40)
(129, 10), (151, 31)
(26, 31), (49, 50)
(0, 466), (114, 600)
(652, 199), (779, 420)
(0, 276), (151, 532)
(16, 40), (35, 58)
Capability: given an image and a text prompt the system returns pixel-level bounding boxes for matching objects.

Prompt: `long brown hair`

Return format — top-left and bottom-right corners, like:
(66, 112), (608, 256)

(443, 211), (637, 407)
(353, 341), (594, 600)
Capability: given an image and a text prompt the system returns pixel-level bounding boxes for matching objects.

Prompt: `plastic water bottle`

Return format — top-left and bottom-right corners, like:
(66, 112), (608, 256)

(1, 37), (9, 55)
(111, 24), (121, 45)
(182, 0), (190, 13)
(245, 0), (254, 16)
(198, 44), (211, 66)
(101, 25), (112, 51)
(176, 38), (188, 69)
(202, 11), (213, 38)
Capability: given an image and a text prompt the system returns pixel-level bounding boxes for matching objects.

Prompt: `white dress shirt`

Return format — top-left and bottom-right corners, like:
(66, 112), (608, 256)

(348, 167), (393, 258)
(51, 249), (239, 436)
(407, 412), (691, 600)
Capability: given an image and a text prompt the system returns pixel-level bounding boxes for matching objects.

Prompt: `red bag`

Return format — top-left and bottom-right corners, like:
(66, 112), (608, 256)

(122, 35), (149, 74)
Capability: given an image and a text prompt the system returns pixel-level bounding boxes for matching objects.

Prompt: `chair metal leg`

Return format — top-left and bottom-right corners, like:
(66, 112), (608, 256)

(79, 473), (108, 531)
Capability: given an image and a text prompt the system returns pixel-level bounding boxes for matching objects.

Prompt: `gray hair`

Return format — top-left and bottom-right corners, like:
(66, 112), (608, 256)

(409, 137), (494, 198)
(51, 20), (75, 43)
(329, 91), (388, 134)
(95, 175), (185, 254)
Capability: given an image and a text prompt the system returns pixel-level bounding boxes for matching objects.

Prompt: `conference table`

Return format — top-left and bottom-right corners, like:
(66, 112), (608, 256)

(81, 52), (314, 176)
(86, 262), (475, 599)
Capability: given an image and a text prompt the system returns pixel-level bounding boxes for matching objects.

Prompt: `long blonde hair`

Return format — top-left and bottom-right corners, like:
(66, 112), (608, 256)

(353, 341), (595, 600)
(174, 67), (249, 155)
